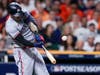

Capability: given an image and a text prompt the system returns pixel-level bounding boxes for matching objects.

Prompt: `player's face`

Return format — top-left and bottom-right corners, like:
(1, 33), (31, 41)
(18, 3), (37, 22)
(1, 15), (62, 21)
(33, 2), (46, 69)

(11, 15), (22, 22)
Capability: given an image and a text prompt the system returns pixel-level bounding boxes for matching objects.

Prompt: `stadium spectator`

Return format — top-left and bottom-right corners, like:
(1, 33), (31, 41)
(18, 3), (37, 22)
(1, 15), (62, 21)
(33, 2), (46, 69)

(42, 10), (57, 30)
(62, 24), (77, 41)
(85, 1), (100, 21)
(75, 40), (84, 51)
(87, 11), (100, 30)
(81, 17), (87, 27)
(0, 39), (6, 51)
(42, 24), (58, 50)
(74, 26), (88, 41)
(62, 34), (76, 50)
(85, 0), (95, 10)
(44, 0), (52, 12)
(95, 2), (100, 12)
(0, 0), (8, 10)
(59, 0), (71, 22)
(94, 35), (100, 44)
(60, 0), (71, 6)
(60, 2), (84, 22)
(69, 14), (82, 31)
(20, 0), (35, 12)
(95, 2), (100, 32)
(94, 43), (100, 51)
(74, 17), (88, 41)
(52, 17), (63, 44)
(87, 23), (97, 36)
(51, 0), (60, 15)
(83, 35), (95, 52)
(77, 0), (86, 11)
(70, 2), (84, 18)
(73, 16), (89, 41)
(62, 24), (73, 35)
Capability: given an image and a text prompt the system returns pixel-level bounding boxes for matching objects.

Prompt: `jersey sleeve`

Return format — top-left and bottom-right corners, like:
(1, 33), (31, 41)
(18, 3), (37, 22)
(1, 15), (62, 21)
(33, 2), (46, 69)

(6, 20), (20, 39)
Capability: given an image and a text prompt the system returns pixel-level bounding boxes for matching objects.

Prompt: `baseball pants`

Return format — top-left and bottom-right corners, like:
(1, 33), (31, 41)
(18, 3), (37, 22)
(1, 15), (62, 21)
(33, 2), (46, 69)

(13, 47), (50, 75)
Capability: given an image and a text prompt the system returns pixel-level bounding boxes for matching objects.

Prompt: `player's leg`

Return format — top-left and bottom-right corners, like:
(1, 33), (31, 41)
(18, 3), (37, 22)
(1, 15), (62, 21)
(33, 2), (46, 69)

(32, 48), (50, 75)
(13, 48), (34, 75)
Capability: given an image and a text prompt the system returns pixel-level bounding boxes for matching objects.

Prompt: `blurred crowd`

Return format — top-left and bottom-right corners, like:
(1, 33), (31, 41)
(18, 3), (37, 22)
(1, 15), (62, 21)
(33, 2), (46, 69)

(0, 0), (100, 52)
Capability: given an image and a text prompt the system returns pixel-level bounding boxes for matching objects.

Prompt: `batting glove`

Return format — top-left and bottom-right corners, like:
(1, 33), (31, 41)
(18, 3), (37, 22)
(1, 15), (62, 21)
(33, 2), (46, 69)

(33, 42), (44, 48)
(35, 34), (44, 42)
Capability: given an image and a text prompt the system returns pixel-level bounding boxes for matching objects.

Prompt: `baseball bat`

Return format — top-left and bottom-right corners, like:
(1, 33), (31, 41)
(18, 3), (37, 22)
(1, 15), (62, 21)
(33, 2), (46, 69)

(29, 22), (56, 64)
(42, 45), (56, 64)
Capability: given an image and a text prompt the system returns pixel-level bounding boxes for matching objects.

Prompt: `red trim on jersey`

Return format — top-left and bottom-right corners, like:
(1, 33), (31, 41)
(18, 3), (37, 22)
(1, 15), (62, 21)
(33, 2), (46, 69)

(18, 51), (24, 75)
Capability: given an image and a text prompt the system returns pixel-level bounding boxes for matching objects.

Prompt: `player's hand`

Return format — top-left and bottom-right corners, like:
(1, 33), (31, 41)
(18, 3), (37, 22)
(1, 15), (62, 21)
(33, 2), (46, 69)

(33, 42), (44, 48)
(35, 34), (44, 42)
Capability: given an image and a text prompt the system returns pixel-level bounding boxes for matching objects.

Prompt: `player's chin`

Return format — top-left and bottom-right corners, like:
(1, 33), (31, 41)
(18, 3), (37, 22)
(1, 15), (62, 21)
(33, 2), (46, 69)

(12, 15), (22, 21)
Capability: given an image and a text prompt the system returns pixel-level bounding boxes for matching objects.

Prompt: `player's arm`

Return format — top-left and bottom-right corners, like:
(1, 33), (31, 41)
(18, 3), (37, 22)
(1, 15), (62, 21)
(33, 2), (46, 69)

(23, 12), (38, 32)
(23, 12), (38, 25)
(14, 33), (43, 48)
(6, 23), (43, 48)
(22, 12), (44, 42)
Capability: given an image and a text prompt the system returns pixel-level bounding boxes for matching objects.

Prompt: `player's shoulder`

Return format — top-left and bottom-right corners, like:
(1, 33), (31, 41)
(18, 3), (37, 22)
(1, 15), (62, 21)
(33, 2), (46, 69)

(6, 16), (16, 25)
(5, 17), (18, 32)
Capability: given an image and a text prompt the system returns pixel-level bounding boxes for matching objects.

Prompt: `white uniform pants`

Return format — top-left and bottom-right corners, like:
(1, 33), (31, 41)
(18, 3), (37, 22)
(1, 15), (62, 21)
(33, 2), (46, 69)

(13, 47), (49, 75)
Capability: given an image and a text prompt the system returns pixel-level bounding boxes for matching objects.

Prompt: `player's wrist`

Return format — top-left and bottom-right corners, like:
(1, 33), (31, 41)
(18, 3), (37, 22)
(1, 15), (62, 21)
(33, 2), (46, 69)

(33, 42), (44, 48)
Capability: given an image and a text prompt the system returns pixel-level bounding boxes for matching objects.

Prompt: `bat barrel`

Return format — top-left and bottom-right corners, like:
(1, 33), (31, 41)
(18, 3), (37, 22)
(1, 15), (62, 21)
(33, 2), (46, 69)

(42, 45), (56, 64)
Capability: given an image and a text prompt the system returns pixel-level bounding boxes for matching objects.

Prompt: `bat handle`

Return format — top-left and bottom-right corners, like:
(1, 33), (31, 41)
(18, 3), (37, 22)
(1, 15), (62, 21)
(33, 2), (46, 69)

(42, 45), (47, 51)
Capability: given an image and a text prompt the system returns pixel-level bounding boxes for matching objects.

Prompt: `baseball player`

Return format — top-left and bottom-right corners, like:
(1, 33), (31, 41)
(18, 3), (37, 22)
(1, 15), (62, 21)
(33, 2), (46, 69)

(6, 2), (49, 75)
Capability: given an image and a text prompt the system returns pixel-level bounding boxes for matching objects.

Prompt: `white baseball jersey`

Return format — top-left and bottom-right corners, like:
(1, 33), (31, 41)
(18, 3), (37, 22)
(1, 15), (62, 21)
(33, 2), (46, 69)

(6, 16), (35, 45)
(6, 16), (49, 75)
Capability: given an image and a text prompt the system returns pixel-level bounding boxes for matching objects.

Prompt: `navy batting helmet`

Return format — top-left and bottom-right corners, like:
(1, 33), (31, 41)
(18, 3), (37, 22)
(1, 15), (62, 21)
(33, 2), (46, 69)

(7, 2), (23, 17)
